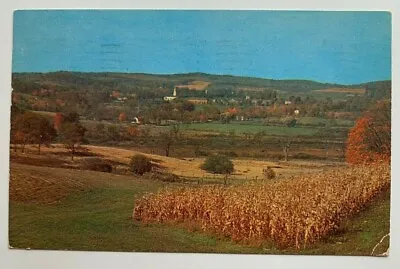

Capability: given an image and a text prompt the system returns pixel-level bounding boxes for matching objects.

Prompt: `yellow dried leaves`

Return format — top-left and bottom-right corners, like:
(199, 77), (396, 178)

(133, 163), (390, 249)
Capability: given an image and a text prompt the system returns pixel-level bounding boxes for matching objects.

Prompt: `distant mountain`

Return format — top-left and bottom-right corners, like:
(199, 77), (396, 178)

(11, 71), (391, 95)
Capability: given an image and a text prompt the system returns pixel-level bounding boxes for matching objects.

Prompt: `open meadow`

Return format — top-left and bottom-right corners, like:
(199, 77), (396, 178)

(9, 142), (390, 255)
(9, 150), (390, 255)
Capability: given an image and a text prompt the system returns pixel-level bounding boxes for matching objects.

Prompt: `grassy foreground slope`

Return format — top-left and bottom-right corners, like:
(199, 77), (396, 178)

(9, 163), (389, 255)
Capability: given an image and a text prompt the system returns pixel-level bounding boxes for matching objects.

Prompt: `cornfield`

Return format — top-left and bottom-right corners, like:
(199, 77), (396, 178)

(133, 163), (390, 249)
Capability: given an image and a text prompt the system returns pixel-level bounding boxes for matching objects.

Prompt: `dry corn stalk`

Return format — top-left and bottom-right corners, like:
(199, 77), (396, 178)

(133, 163), (390, 249)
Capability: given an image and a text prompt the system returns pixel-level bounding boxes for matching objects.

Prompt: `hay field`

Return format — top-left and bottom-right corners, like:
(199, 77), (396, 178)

(78, 145), (345, 179)
(175, 80), (210, 90)
(21, 144), (344, 180)
(313, 88), (366, 94)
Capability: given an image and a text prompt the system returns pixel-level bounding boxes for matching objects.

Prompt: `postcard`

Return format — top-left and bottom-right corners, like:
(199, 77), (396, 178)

(9, 10), (391, 256)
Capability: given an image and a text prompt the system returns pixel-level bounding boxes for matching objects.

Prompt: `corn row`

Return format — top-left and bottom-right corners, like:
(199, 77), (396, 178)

(133, 163), (390, 249)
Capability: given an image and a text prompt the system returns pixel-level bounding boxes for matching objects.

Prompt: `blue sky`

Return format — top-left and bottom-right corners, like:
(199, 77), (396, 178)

(12, 10), (391, 84)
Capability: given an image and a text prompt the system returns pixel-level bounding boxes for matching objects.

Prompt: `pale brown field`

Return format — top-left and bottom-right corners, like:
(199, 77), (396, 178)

(21, 144), (344, 180)
(175, 80), (210, 90)
(9, 163), (92, 204)
(133, 163), (390, 249)
(313, 88), (366, 94)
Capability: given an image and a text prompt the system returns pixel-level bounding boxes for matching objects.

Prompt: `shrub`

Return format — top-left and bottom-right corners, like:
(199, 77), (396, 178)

(130, 154), (153, 175)
(263, 167), (276, 179)
(81, 157), (113, 173)
(200, 154), (234, 174)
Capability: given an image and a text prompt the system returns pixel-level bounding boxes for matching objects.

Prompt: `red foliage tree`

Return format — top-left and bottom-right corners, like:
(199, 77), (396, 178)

(112, 90), (120, 98)
(346, 100), (391, 165)
(53, 113), (64, 131)
(199, 114), (208, 122)
(119, 112), (127, 122)
(127, 126), (140, 137)
(227, 107), (238, 115)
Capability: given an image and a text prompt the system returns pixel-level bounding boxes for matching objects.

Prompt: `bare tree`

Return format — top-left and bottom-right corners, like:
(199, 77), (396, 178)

(281, 137), (292, 162)
(163, 124), (180, 157)
(59, 122), (86, 160)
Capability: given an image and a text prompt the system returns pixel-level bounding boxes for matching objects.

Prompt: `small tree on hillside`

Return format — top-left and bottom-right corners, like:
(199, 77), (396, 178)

(279, 137), (293, 162)
(12, 112), (57, 154)
(130, 154), (153, 175)
(201, 154), (234, 184)
(182, 101), (195, 112)
(127, 126), (140, 138)
(119, 112), (127, 122)
(53, 112), (64, 131)
(63, 112), (80, 123)
(162, 124), (180, 157)
(59, 122), (87, 160)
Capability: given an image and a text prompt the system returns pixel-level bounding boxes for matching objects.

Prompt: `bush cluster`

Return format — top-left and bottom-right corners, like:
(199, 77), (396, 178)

(200, 154), (234, 174)
(130, 154), (153, 175)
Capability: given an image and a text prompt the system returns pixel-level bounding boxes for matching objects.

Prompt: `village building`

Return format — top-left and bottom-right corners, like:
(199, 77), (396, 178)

(131, 117), (140, 124)
(163, 88), (177, 101)
(228, 98), (239, 104)
(187, 98), (208, 104)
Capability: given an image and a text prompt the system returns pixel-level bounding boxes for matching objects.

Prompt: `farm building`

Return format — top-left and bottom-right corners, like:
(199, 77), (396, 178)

(187, 98), (208, 104)
(163, 88), (177, 101)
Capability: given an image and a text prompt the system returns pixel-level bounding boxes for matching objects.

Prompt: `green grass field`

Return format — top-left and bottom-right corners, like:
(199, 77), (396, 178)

(9, 163), (390, 255)
(180, 122), (320, 136)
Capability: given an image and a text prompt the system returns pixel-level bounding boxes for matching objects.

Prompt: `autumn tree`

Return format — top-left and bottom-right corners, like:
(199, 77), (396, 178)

(53, 112), (64, 131)
(162, 124), (180, 157)
(11, 112), (57, 154)
(59, 120), (87, 160)
(127, 126), (140, 137)
(346, 100), (391, 165)
(10, 105), (24, 152)
(130, 154), (153, 175)
(182, 101), (195, 112)
(107, 125), (120, 140)
(200, 154), (234, 185)
(64, 112), (80, 123)
(119, 112), (127, 122)
(280, 137), (292, 162)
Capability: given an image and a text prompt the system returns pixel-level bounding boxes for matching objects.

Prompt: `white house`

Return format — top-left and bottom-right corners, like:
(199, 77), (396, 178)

(131, 117), (140, 124)
(163, 88), (177, 101)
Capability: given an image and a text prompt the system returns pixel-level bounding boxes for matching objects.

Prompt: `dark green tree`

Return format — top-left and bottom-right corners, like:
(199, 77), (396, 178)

(201, 154), (234, 176)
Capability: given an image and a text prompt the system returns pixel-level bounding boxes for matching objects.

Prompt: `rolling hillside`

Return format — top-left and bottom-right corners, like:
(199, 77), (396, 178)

(12, 71), (389, 94)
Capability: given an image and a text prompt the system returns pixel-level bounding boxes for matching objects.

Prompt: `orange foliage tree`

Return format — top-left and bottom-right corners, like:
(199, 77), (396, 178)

(346, 100), (391, 165)
(127, 126), (140, 137)
(119, 112), (127, 122)
(53, 113), (64, 131)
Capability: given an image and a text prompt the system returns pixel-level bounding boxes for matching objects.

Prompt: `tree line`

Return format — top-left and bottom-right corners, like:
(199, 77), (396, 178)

(10, 108), (86, 160)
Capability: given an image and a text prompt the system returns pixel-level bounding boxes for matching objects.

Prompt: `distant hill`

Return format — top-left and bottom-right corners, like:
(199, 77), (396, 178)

(11, 71), (391, 96)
